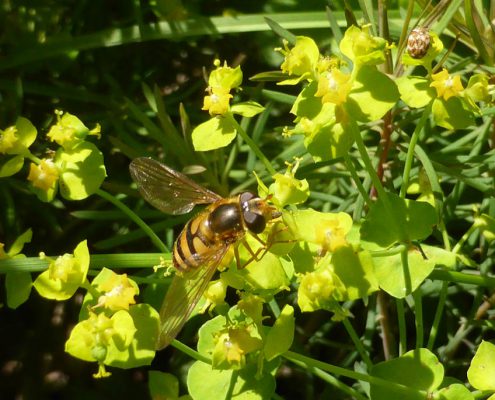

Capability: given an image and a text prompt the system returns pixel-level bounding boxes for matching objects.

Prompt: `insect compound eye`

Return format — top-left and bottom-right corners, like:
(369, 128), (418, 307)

(243, 210), (266, 234)
(239, 191), (257, 208)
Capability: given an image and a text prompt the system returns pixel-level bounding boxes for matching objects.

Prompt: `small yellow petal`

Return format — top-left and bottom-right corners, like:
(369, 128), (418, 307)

(0, 127), (19, 154)
(430, 69), (464, 100)
(27, 159), (59, 191)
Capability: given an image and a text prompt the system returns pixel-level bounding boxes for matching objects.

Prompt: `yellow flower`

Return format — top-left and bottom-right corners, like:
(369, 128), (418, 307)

(200, 279), (227, 313)
(202, 87), (232, 116)
(237, 293), (264, 326)
(297, 259), (347, 313)
(0, 126), (19, 154)
(269, 158), (309, 207)
(27, 159), (59, 191)
(315, 217), (349, 252)
(430, 69), (464, 100)
(315, 69), (352, 105)
(278, 37), (319, 80)
(212, 326), (262, 369)
(208, 59), (242, 90)
(47, 253), (80, 283)
(96, 271), (138, 311)
(47, 110), (101, 149)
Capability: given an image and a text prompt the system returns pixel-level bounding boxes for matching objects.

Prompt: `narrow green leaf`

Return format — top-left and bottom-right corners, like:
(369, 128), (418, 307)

(264, 17), (297, 43)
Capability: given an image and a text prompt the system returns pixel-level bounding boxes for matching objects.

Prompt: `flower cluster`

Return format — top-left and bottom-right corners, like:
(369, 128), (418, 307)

(192, 60), (264, 151)
(276, 27), (399, 162)
(0, 111), (106, 202)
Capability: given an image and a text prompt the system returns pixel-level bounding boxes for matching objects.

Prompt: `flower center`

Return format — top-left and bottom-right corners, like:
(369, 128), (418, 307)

(327, 74), (338, 91)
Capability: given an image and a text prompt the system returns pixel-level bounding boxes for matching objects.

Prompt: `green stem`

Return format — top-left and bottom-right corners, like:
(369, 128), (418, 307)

(350, 119), (387, 199)
(401, 248), (412, 295)
(227, 114), (277, 176)
(0, 253), (168, 273)
(413, 289), (424, 349)
(283, 351), (428, 397)
(427, 281), (448, 350)
(399, 102), (432, 199)
(222, 136), (239, 187)
(171, 339), (211, 364)
(430, 269), (495, 288)
(342, 318), (372, 369)
(286, 354), (367, 400)
(350, 119), (409, 241)
(24, 151), (42, 164)
(452, 223), (477, 254)
(343, 154), (372, 208)
(396, 298), (407, 355)
(371, 244), (407, 257)
(96, 189), (168, 253)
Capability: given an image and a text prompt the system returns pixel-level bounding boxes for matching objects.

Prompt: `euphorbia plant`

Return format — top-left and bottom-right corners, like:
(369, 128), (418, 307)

(1, 5), (495, 400)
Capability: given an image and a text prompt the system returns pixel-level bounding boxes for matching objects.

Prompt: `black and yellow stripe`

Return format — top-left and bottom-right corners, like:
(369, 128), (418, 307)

(173, 211), (217, 271)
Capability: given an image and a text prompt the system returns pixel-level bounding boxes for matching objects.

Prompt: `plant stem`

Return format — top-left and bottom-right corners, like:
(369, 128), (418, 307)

(343, 154), (372, 208)
(171, 339), (211, 364)
(286, 354), (367, 400)
(283, 351), (428, 397)
(227, 114), (277, 176)
(396, 298), (407, 355)
(342, 318), (372, 369)
(371, 244), (407, 257)
(0, 253), (168, 273)
(24, 151), (42, 164)
(427, 281), (448, 350)
(350, 120), (387, 200)
(377, 291), (396, 360)
(452, 223), (477, 254)
(399, 102), (432, 199)
(413, 289), (424, 349)
(350, 120), (409, 239)
(96, 189), (168, 253)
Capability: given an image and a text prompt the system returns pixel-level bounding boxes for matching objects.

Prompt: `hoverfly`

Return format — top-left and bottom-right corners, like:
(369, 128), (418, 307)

(129, 157), (280, 349)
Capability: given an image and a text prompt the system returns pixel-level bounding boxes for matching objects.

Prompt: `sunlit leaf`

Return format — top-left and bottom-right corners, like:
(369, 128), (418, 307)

(370, 348), (444, 400)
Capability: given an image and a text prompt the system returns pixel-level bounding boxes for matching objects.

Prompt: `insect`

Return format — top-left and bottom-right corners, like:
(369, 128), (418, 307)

(129, 157), (280, 349)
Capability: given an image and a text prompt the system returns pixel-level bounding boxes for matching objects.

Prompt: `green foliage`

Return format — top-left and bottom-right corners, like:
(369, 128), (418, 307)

(149, 371), (191, 400)
(264, 305), (295, 361)
(361, 193), (437, 247)
(3, 229), (33, 309)
(56, 142), (106, 200)
(1, 1), (495, 399)
(467, 341), (495, 392)
(370, 348), (444, 399)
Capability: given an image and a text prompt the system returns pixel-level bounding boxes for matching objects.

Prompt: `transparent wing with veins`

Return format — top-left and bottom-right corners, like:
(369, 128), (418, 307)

(157, 243), (229, 349)
(129, 157), (221, 215)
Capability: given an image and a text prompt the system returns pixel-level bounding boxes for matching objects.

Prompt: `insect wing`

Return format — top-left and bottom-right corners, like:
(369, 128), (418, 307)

(157, 244), (229, 349)
(129, 157), (221, 215)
